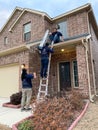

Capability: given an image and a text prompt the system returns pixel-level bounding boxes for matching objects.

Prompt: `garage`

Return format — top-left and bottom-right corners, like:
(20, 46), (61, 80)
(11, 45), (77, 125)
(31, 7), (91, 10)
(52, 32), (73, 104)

(0, 64), (19, 97)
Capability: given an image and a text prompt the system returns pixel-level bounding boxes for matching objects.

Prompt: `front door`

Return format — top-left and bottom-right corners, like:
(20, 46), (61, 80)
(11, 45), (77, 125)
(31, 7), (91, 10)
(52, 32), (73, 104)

(59, 62), (71, 90)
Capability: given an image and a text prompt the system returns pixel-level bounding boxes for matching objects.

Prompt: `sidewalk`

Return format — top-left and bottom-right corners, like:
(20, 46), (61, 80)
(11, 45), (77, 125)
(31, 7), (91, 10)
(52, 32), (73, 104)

(0, 98), (32, 128)
(73, 97), (98, 130)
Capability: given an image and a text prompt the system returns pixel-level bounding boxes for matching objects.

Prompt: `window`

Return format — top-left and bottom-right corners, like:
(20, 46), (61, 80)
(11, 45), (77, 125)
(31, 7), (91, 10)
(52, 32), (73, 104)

(58, 21), (68, 39)
(73, 60), (79, 87)
(4, 37), (8, 44)
(23, 22), (31, 41)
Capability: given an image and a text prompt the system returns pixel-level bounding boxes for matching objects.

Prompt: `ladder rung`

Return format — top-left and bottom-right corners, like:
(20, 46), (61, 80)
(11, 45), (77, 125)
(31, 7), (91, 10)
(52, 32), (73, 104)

(38, 98), (44, 100)
(39, 91), (46, 93)
(40, 84), (47, 87)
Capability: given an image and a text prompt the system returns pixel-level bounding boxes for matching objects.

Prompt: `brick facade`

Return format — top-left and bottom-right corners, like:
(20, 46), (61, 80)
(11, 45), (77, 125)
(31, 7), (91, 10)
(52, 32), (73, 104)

(67, 12), (88, 37)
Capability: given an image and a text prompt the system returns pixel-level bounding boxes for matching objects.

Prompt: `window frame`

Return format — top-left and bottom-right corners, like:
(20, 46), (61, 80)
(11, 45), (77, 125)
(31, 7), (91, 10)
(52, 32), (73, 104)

(72, 60), (79, 88)
(23, 22), (31, 42)
(58, 21), (68, 39)
(4, 37), (8, 45)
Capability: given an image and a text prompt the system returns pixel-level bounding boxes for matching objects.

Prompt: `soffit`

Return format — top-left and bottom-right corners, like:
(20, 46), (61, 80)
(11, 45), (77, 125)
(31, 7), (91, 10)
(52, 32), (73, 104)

(0, 45), (28, 57)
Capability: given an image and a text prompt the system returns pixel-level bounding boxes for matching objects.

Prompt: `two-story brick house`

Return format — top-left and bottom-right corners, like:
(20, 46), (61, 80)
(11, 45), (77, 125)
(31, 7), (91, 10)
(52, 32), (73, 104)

(0, 3), (98, 102)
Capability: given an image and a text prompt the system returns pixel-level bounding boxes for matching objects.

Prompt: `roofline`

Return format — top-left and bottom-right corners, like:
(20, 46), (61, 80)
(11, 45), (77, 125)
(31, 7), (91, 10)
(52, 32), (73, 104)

(53, 3), (91, 21)
(0, 3), (97, 35)
(0, 45), (28, 57)
(53, 34), (91, 48)
(0, 34), (90, 57)
(0, 7), (23, 33)
(9, 8), (51, 32)
(0, 7), (51, 33)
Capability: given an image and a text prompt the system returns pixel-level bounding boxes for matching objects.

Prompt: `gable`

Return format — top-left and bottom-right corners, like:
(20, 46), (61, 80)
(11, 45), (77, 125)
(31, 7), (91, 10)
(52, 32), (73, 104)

(0, 7), (23, 33)
(0, 7), (51, 33)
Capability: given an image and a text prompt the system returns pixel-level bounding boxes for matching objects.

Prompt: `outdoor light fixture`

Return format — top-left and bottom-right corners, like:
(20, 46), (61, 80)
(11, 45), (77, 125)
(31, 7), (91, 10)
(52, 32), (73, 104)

(61, 49), (64, 52)
(21, 64), (25, 69)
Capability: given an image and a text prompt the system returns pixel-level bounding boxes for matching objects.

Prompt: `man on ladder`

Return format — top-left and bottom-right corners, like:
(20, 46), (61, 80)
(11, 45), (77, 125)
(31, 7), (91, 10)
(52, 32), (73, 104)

(38, 42), (54, 79)
(37, 41), (53, 101)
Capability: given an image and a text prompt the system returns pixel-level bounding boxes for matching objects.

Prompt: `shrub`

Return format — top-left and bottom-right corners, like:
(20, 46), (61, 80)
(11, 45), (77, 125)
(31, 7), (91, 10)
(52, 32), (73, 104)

(10, 91), (22, 105)
(18, 91), (85, 130)
(70, 90), (84, 110)
(18, 120), (34, 130)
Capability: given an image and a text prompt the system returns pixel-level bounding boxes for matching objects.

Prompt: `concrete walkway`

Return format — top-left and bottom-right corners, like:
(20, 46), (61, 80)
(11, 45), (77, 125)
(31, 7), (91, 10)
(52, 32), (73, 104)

(0, 98), (32, 128)
(73, 97), (98, 130)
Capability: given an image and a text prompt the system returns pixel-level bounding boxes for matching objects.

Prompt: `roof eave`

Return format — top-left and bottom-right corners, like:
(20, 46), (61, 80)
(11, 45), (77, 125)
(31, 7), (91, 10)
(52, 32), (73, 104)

(0, 7), (23, 33)
(53, 3), (91, 21)
(0, 45), (29, 57)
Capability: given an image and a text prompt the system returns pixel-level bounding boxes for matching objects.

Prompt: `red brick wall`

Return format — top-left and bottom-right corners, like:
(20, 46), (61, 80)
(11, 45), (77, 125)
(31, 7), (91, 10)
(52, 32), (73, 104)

(76, 44), (89, 97)
(67, 12), (88, 37)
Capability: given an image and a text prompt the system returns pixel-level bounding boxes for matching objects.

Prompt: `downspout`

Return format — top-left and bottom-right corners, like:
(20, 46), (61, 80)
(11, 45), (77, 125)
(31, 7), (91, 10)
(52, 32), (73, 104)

(82, 38), (94, 102)
(87, 9), (98, 97)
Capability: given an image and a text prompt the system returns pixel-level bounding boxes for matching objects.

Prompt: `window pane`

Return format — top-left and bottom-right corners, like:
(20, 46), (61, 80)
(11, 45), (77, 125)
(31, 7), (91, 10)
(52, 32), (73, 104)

(4, 37), (8, 44)
(23, 22), (31, 41)
(24, 32), (31, 41)
(24, 23), (31, 33)
(73, 60), (79, 87)
(58, 21), (68, 39)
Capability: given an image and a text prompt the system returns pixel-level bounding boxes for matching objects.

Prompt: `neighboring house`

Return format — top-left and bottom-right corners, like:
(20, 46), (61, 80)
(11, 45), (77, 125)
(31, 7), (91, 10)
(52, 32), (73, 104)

(0, 3), (98, 102)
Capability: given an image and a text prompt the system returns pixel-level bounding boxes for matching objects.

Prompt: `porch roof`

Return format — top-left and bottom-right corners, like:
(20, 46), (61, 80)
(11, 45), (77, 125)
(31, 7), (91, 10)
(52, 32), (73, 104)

(53, 33), (90, 53)
(0, 33), (90, 57)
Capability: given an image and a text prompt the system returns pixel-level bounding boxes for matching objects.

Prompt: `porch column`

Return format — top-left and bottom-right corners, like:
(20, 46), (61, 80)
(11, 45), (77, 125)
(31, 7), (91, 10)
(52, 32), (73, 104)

(76, 44), (89, 98)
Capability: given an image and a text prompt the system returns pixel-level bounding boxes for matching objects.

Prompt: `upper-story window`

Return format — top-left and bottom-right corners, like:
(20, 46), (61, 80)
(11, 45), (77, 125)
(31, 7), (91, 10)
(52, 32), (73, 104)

(23, 22), (31, 42)
(4, 37), (8, 45)
(58, 21), (68, 39)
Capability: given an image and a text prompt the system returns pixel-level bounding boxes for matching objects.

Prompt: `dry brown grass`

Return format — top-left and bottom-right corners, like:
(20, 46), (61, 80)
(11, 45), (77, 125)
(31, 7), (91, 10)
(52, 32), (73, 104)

(0, 124), (11, 130)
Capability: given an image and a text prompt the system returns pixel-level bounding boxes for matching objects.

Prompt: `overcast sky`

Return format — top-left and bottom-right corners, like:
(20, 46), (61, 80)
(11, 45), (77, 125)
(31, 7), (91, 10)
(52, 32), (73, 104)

(0, 0), (98, 30)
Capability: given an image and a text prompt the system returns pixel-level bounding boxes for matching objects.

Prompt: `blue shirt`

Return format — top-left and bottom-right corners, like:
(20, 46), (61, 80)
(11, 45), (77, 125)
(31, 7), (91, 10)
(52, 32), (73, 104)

(38, 45), (54, 59)
(22, 74), (33, 88)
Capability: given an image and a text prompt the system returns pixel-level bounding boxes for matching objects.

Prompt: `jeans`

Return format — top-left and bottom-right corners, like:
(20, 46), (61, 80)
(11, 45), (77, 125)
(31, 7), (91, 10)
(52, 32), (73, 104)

(40, 58), (49, 78)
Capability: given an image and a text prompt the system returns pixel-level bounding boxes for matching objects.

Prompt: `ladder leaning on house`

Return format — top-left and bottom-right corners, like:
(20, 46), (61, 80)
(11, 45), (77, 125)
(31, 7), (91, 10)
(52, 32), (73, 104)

(37, 30), (55, 101)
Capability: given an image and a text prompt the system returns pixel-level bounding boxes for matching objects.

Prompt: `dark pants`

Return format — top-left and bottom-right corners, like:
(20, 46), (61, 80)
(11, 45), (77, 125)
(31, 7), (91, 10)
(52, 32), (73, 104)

(40, 58), (49, 78)
(49, 34), (60, 43)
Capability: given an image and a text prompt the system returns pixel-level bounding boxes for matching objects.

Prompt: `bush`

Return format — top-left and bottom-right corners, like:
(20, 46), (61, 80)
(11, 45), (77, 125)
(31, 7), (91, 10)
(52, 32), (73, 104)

(18, 91), (85, 130)
(10, 91), (22, 105)
(70, 90), (84, 110)
(18, 120), (34, 130)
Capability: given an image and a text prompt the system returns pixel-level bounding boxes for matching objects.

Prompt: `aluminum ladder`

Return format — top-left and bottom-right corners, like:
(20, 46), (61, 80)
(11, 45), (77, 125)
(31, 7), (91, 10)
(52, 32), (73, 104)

(37, 38), (55, 101)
